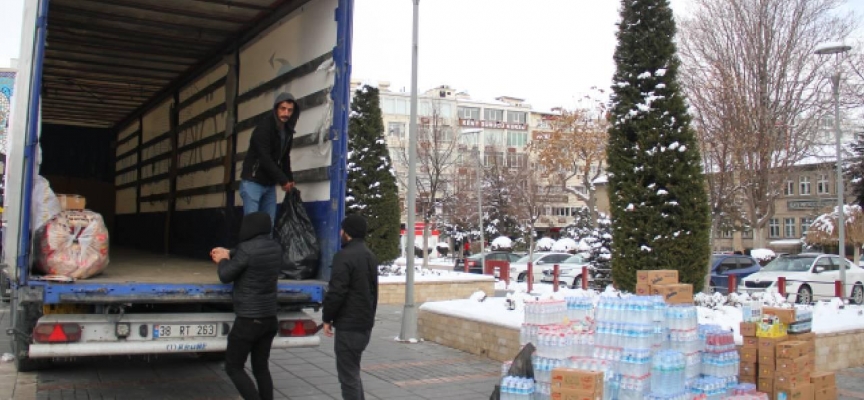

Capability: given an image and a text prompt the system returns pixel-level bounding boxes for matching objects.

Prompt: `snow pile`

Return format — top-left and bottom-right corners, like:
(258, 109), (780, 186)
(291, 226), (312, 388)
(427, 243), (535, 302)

(377, 264), (493, 283)
(813, 298), (864, 334)
(469, 291), (488, 302)
(694, 291), (787, 309)
(552, 238), (578, 252)
(491, 236), (513, 250)
(750, 248), (776, 261)
(698, 305), (744, 345)
(536, 237), (556, 251)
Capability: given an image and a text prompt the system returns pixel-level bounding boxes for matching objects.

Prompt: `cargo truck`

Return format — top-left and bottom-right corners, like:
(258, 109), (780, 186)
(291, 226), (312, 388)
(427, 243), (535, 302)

(3, 0), (354, 371)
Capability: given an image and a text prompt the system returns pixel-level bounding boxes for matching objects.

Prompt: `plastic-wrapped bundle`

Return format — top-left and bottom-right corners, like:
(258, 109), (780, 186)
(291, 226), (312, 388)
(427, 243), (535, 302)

(35, 210), (110, 279)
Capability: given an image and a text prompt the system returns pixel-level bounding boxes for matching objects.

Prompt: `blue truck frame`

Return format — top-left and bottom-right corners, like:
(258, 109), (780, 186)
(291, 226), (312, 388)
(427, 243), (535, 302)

(10, 0), (354, 306)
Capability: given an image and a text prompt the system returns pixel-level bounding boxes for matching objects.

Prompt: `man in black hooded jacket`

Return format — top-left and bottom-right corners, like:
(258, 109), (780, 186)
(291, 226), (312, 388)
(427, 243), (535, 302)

(322, 214), (379, 400)
(239, 92), (301, 226)
(211, 212), (282, 400)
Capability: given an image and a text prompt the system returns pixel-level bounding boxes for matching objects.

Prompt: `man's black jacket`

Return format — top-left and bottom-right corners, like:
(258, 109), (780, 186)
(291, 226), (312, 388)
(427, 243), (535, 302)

(218, 236), (283, 318)
(240, 92), (300, 186)
(322, 239), (379, 332)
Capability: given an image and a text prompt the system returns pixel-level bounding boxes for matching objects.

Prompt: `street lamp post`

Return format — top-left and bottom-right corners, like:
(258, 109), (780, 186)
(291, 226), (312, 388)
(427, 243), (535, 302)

(399, 0), (420, 342)
(815, 41), (853, 294)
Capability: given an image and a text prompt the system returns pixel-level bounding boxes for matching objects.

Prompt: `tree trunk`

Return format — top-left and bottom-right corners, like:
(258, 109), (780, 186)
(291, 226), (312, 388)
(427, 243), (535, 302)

(752, 226), (766, 248)
(855, 245), (861, 267)
(705, 220), (719, 294)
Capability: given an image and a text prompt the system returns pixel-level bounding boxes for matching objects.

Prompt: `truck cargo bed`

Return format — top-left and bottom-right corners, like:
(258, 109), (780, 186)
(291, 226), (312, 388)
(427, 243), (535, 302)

(26, 247), (327, 305)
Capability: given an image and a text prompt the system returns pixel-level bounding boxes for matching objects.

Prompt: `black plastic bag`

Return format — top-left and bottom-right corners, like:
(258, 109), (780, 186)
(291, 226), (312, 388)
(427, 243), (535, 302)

(489, 343), (535, 400)
(275, 188), (320, 280)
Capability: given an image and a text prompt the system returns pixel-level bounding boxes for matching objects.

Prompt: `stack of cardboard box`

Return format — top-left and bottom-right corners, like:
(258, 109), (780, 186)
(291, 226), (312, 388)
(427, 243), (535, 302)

(550, 368), (604, 400)
(738, 321), (759, 385)
(811, 371), (837, 400)
(634, 270), (693, 304)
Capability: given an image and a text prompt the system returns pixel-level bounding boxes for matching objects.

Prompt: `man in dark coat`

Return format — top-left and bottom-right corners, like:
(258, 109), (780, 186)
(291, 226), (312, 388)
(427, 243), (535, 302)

(211, 212), (282, 400)
(239, 92), (301, 225)
(322, 214), (379, 400)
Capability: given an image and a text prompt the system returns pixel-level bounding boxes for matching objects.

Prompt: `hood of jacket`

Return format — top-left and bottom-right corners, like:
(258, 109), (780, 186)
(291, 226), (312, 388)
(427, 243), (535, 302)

(273, 92), (301, 133)
(239, 212), (272, 242)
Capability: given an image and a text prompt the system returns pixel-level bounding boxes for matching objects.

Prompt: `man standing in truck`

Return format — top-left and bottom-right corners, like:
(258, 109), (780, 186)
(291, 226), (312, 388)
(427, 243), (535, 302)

(322, 215), (379, 400)
(239, 92), (301, 226)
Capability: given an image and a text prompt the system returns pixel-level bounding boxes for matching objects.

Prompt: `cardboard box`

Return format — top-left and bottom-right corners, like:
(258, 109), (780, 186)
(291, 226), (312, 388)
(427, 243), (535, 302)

(740, 347), (758, 363)
(777, 355), (813, 376)
(551, 387), (602, 400)
(759, 349), (776, 364)
(650, 284), (693, 304)
(776, 383), (814, 400)
(757, 320), (789, 338)
(551, 369), (604, 392)
(740, 374), (757, 385)
(810, 372), (836, 392)
(637, 270), (678, 285)
(635, 284), (651, 295)
(758, 376), (774, 394)
(740, 362), (757, 376)
(759, 336), (789, 355)
(813, 385), (837, 400)
(790, 332), (816, 343)
(741, 322), (758, 337)
(776, 371), (813, 390)
(759, 363), (776, 378)
(763, 306), (797, 325)
(743, 336), (759, 348)
(778, 341), (808, 359)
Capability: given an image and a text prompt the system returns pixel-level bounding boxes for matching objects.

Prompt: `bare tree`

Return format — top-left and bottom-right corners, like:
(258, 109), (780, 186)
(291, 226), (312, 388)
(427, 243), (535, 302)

(395, 101), (460, 267)
(679, 0), (856, 247)
(531, 98), (608, 223)
(509, 159), (557, 258)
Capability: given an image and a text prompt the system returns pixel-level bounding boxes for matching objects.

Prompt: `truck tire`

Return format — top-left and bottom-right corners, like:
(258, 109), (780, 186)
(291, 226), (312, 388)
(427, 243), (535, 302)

(12, 303), (50, 372)
(197, 351), (227, 362)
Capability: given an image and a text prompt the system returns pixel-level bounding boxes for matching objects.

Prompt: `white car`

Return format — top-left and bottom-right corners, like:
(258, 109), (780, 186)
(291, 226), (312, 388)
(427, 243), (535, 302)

(739, 253), (864, 304)
(540, 254), (595, 288)
(509, 252), (572, 283)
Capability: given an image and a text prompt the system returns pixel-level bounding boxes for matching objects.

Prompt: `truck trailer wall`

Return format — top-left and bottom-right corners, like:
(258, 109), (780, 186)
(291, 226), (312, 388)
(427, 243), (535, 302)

(111, 0), (349, 280)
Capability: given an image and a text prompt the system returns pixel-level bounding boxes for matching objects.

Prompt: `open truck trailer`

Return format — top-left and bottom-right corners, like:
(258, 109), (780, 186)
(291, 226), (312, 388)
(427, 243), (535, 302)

(3, 0), (354, 371)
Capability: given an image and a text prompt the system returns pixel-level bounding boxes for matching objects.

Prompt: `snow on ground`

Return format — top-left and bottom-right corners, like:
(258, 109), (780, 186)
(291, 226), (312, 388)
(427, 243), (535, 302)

(392, 257), (455, 269)
(378, 264), (493, 283)
(423, 285), (864, 342)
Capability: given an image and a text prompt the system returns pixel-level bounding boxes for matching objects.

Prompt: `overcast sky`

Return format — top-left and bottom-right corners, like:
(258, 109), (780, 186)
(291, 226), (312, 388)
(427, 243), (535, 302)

(1, 0), (862, 111)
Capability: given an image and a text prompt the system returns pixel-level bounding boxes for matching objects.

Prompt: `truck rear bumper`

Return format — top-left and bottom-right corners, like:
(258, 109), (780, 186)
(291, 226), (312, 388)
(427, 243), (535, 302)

(29, 335), (320, 358)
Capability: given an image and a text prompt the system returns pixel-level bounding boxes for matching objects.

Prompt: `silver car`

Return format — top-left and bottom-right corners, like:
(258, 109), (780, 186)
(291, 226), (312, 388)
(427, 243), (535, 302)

(541, 254), (595, 288)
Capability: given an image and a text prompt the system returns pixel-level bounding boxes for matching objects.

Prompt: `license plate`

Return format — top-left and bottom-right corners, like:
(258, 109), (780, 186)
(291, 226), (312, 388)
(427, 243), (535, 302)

(153, 324), (217, 339)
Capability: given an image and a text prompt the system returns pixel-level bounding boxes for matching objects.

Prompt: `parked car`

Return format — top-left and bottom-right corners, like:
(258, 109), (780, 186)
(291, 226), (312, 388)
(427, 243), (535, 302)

(453, 251), (523, 274)
(540, 254), (595, 288)
(739, 253), (864, 304)
(710, 254), (761, 294)
(509, 252), (572, 282)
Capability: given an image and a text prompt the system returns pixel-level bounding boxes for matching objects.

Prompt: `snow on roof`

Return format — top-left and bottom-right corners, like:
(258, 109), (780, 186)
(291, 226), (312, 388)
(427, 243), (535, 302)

(593, 175), (608, 184)
(768, 239), (804, 246)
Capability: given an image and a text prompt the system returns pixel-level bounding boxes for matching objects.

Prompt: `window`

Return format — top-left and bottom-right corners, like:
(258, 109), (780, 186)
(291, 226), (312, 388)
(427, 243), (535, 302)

(484, 109), (504, 122)
(508, 111), (527, 124)
(784, 218), (796, 238)
(799, 176), (811, 195)
(769, 218), (780, 238)
(785, 179), (794, 196)
(817, 174), (829, 194)
(459, 107), (480, 120)
(742, 229), (753, 239)
(440, 104), (453, 119)
(484, 151), (504, 167)
(388, 122), (405, 137)
(800, 218), (813, 235)
(485, 129), (504, 147)
(460, 132), (479, 146)
(507, 131), (528, 147)
(717, 258), (739, 274)
(507, 153), (527, 168)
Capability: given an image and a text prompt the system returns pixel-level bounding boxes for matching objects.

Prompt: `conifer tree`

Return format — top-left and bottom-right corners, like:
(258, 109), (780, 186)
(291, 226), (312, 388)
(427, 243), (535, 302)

(607, 0), (711, 292)
(346, 85), (400, 263)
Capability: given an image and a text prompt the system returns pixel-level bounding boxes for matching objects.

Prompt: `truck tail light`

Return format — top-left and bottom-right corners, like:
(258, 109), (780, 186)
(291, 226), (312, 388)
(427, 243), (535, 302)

(279, 319), (319, 337)
(33, 323), (82, 343)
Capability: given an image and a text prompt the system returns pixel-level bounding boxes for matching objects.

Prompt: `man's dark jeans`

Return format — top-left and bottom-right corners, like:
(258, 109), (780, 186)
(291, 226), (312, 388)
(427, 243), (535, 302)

(225, 316), (279, 400)
(335, 329), (372, 400)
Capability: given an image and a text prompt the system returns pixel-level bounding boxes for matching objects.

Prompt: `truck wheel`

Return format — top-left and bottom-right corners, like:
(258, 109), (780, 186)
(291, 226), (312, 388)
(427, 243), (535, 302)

(12, 304), (49, 372)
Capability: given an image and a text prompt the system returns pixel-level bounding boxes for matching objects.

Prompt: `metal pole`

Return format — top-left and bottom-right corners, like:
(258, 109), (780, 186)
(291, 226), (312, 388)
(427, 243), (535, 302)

(478, 148), (484, 255)
(399, 0), (420, 341)
(833, 72), (847, 293)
